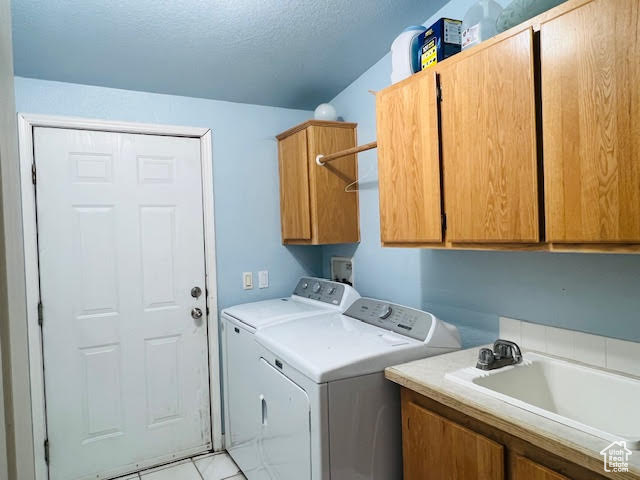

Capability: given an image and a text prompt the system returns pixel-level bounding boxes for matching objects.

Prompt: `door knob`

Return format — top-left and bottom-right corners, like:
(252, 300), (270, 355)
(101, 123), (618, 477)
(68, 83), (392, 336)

(191, 286), (202, 298)
(191, 308), (203, 320)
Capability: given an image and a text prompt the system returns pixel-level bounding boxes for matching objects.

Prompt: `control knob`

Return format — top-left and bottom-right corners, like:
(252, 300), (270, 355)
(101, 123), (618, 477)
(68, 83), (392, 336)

(312, 282), (322, 293)
(379, 305), (393, 319)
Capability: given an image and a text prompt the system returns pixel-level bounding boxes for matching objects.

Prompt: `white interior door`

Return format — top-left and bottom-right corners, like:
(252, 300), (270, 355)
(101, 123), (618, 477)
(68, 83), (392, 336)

(34, 127), (211, 480)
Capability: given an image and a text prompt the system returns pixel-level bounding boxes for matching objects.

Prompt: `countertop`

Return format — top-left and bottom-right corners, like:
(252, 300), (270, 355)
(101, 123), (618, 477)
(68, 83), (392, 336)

(385, 347), (640, 480)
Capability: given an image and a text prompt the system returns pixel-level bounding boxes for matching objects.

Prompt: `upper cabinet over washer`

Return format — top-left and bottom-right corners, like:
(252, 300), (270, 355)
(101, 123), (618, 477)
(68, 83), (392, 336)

(276, 120), (360, 245)
(376, 0), (640, 253)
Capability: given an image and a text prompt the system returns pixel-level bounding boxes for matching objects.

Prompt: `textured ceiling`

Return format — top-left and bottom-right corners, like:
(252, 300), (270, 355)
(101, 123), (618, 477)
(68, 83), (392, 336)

(11, 0), (447, 109)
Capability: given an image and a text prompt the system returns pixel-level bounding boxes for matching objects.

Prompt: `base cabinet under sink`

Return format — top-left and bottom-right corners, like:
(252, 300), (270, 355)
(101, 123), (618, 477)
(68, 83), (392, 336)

(400, 388), (606, 480)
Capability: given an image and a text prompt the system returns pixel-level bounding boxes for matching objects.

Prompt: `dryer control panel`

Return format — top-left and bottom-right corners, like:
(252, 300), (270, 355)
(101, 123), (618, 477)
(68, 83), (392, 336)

(344, 298), (434, 342)
(293, 277), (346, 305)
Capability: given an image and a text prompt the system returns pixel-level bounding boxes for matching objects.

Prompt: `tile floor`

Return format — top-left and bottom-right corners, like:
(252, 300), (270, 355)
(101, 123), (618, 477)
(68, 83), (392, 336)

(116, 452), (245, 480)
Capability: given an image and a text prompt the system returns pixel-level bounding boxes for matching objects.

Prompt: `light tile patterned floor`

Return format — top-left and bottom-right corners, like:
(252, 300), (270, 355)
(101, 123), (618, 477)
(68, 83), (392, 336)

(116, 452), (245, 480)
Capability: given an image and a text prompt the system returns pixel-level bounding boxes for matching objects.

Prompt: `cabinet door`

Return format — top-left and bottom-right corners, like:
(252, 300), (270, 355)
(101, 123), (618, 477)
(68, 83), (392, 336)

(514, 455), (570, 480)
(542, 0), (640, 243)
(402, 400), (504, 480)
(278, 129), (312, 241)
(440, 28), (539, 243)
(376, 72), (443, 244)
(306, 125), (359, 244)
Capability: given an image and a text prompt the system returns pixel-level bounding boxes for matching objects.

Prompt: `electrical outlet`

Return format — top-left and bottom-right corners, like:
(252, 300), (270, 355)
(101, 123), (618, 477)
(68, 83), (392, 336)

(243, 272), (253, 290)
(258, 270), (269, 289)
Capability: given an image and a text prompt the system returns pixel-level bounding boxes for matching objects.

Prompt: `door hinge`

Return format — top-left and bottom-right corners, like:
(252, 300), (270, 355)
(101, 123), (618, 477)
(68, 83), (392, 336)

(31, 163), (37, 185)
(43, 438), (49, 464)
(37, 301), (44, 327)
(442, 213), (447, 232)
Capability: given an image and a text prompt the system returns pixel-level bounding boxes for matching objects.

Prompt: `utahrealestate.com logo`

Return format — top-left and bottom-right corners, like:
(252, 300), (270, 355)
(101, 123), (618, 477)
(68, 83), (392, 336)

(600, 441), (632, 473)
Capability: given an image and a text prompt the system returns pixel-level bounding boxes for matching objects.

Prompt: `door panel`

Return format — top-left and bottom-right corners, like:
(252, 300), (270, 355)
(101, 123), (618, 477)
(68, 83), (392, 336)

(376, 72), (443, 244)
(278, 130), (312, 241)
(440, 28), (539, 243)
(257, 359), (311, 480)
(402, 400), (504, 480)
(542, 0), (640, 242)
(34, 127), (211, 480)
(513, 455), (569, 480)
(306, 125), (359, 244)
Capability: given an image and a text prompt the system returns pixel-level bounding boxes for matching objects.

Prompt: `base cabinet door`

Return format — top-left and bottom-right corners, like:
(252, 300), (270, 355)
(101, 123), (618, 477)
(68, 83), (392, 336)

(402, 399), (504, 480)
(542, 0), (640, 243)
(513, 455), (570, 480)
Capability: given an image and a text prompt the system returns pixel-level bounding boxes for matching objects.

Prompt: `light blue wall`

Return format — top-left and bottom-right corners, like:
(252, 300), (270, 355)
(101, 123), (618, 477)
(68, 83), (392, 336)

(322, 0), (640, 347)
(14, 76), (323, 311)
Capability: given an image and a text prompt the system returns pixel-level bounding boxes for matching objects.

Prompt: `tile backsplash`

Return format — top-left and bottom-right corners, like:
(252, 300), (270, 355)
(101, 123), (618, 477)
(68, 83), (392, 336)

(499, 317), (640, 377)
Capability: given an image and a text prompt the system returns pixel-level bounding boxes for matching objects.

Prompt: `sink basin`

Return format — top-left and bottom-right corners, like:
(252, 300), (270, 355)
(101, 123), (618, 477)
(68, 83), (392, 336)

(446, 352), (640, 448)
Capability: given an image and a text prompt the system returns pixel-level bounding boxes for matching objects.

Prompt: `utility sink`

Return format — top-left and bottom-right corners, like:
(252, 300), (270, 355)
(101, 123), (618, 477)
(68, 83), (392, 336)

(446, 352), (640, 448)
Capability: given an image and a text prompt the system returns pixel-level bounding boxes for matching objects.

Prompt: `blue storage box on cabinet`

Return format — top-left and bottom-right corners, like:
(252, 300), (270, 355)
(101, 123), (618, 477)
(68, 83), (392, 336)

(418, 18), (462, 70)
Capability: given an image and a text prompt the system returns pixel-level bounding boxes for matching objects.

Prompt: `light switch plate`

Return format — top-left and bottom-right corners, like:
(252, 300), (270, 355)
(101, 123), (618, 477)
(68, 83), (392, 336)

(258, 270), (269, 289)
(243, 272), (253, 290)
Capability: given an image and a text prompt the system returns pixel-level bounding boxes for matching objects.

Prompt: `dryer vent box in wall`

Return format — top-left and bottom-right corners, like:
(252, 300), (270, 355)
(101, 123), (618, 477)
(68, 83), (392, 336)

(331, 256), (353, 286)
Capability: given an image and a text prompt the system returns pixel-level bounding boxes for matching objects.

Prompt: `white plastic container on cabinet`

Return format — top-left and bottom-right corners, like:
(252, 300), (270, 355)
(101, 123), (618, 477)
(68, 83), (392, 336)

(390, 26), (427, 84)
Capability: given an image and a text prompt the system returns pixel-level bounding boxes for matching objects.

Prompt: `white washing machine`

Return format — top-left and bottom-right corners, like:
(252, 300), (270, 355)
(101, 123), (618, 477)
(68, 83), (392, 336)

(253, 298), (462, 480)
(221, 277), (360, 478)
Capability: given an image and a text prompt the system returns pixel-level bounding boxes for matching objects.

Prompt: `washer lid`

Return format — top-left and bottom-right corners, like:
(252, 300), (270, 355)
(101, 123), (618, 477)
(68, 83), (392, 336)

(221, 277), (361, 329)
(256, 312), (458, 383)
(222, 298), (331, 329)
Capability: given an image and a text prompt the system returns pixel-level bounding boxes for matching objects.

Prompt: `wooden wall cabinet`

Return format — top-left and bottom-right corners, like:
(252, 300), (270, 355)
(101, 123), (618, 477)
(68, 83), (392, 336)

(401, 388), (605, 480)
(439, 28), (539, 244)
(377, 26), (540, 247)
(376, 0), (640, 253)
(541, 0), (640, 245)
(376, 72), (443, 245)
(276, 120), (359, 245)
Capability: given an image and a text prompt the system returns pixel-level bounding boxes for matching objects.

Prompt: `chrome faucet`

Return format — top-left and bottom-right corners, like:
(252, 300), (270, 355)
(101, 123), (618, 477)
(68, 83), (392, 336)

(476, 339), (523, 370)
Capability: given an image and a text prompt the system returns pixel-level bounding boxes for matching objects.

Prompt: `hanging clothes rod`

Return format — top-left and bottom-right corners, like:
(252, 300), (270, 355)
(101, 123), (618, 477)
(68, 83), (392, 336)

(316, 141), (377, 166)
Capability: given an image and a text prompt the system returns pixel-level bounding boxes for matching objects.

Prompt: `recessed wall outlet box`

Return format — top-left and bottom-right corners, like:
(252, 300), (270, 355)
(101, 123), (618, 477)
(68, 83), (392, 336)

(243, 272), (253, 290)
(258, 270), (269, 289)
(331, 256), (354, 286)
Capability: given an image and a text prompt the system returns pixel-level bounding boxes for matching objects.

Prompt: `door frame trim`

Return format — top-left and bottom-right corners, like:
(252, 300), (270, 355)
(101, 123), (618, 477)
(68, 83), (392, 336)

(17, 113), (222, 480)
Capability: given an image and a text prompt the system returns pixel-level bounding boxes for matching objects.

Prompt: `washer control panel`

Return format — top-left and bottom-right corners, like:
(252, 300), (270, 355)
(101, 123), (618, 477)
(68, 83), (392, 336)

(293, 277), (346, 305)
(344, 298), (434, 342)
